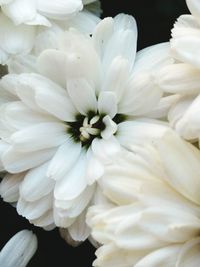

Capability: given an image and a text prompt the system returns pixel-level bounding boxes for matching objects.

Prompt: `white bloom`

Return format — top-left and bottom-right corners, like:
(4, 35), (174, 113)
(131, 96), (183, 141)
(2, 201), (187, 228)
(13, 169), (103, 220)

(0, 1), (100, 64)
(0, 230), (37, 267)
(0, 14), (171, 241)
(0, 0), (98, 25)
(154, 0), (200, 142)
(87, 130), (200, 267)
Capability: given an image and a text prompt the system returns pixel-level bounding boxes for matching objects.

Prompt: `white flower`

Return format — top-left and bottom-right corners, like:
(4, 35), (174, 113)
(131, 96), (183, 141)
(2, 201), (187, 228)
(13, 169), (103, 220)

(0, 14), (171, 241)
(87, 130), (200, 267)
(0, 230), (37, 267)
(153, 0), (200, 142)
(0, 0), (98, 25)
(0, 1), (100, 64)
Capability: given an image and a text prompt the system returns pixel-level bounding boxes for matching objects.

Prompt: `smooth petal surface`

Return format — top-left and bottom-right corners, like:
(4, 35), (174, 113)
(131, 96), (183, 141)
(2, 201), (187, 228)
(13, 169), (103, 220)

(156, 63), (200, 94)
(47, 139), (81, 181)
(2, 146), (56, 173)
(20, 161), (55, 202)
(157, 130), (200, 205)
(98, 91), (117, 119)
(67, 78), (97, 115)
(0, 13), (35, 64)
(54, 152), (88, 201)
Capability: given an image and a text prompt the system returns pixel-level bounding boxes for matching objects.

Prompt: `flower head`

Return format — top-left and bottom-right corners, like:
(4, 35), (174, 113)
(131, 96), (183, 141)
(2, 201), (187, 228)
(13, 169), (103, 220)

(0, 14), (170, 241)
(87, 130), (200, 266)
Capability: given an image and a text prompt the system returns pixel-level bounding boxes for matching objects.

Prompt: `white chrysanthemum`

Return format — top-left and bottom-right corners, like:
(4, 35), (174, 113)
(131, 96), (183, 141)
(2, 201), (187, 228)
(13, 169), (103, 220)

(0, 230), (37, 267)
(0, 1), (100, 64)
(155, 0), (200, 142)
(0, 14), (172, 241)
(87, 130), (200, 267)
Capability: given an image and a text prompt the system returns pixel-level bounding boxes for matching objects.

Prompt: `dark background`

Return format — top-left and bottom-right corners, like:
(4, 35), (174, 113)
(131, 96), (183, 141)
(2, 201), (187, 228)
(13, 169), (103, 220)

(0, 0), (189, 266)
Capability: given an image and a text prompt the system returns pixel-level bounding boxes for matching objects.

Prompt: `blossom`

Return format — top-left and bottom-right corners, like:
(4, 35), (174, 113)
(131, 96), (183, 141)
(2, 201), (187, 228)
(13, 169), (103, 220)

(0, 0), (98, 25)
(155, 0), (200, 142)
(0, 230), (37, 267)
(0, 1), (100, 64)
(0, 14), (171, 241)
(87, 130), (200, 266)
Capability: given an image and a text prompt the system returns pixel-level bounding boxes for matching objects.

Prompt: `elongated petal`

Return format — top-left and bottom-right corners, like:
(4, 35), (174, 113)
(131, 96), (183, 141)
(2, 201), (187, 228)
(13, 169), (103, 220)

(98, 91), (117, 119)
(134, 42), (173, 73)
(0, 172), (24, 202)
(157, 130), (200, 205)
(20, 161), (55, 202)
(67, 78), (97, 115)
(47, 139), (81, 181)
(11, 122), (67, 152)
(135, 245), (181, 267)
(156, 63), (200, 94)
(0, 230), (37, 267)
(37, 0), (83, 20)
(54, 152), (87, 201)
(2, 146), (56, 173)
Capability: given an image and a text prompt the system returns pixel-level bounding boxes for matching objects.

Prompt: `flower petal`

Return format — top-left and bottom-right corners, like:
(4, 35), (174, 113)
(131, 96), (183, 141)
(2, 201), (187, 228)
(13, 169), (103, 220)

(157, 130), (200, 205)
(20, 161), (55, 202)
(54, 151), (88, 201)
(98, 91), (117, 119)
(67, 78), (97, 115)
(0, 230), (37, 267)
(47, 139), (81, 181)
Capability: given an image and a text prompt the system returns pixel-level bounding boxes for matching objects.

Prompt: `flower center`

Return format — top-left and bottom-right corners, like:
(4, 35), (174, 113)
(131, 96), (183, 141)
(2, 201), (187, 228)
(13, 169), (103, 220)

(67, 112), (127, 148)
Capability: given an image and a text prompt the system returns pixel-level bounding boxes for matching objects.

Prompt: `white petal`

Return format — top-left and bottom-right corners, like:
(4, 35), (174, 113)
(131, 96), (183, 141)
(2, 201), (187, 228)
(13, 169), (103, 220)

(134, 42), (173, 73)
(55, 184), (95, 218)
(117, 120), (168, 150)
(59, 29), (101, 90)
(1, 0), (37, 25)
(11, 122), (67, 152)
(102, 14), (137, 71)
(171, 35), (200, 69)
(101, 56), (130, 103)
(0, 13), (35, 63)
(20, 161), (55, 202)
(68, 210), (90, 242)
(135, 245), (181, 267)
(176, 237), (200, 267)
(98, 91), (117, 119)
(101, 115), (118, 140)
(37, 0), (83, 20)
(8, 55), (37, 74)
(92, 136), (121, 164)
(67, 10), (100, 34)
(0, 172), (24, 203)
(0, 230), (37, 267)
(119, 72), (162, 116)
(2, 146), (56, 173)
(54, 151), (88, 201)
(1, 101), (57, 130)
(186, 0), (200, 24)
(147, 95), (180, 119)
(156, 63), (200, 94)
(47, 139), (81, 181)
(17, 194), (52, 221)
(67, 78), (97, 115)
(31, 210), (54, 228)
(38, 50), (67, 88)
(86, 149), (104, 185)
(157, 130), (200, 205)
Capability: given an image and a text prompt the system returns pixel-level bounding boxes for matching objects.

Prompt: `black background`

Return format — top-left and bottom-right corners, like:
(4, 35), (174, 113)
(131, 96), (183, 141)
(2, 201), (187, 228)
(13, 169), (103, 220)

(0, 0), (189, 266)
